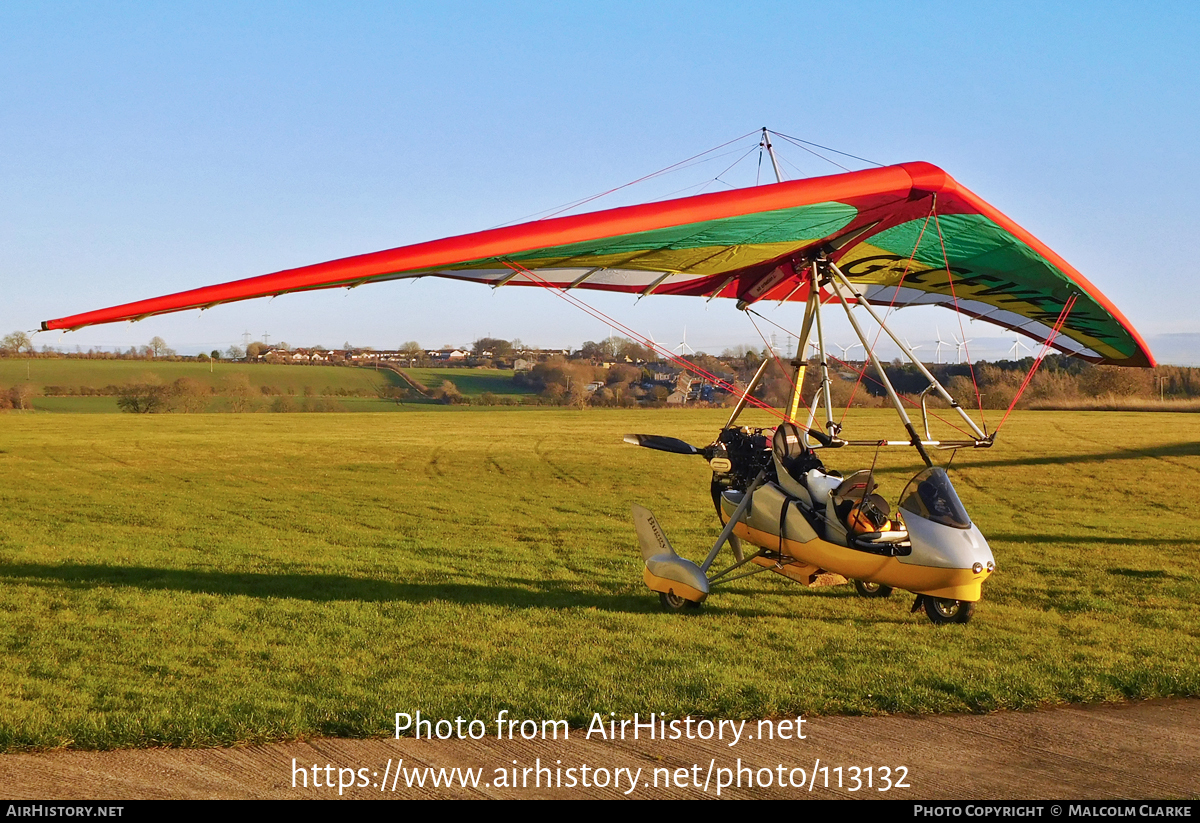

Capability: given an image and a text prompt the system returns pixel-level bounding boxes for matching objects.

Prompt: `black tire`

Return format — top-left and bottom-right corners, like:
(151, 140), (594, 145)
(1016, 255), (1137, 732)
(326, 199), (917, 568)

(921, 596), (974, 625)
(659, 591), (702, 612)
(854, 579), (894, 598)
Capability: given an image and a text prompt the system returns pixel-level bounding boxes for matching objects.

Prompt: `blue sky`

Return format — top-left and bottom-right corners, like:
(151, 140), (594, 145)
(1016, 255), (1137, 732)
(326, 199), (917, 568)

(3, 2), (1198, 363)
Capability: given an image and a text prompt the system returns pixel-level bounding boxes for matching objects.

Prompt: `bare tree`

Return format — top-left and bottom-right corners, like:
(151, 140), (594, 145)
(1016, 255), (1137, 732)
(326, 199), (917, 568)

(400, 341), (424, 365)
(117, 381), (168, 413)
(167, 378), (209, 413)
(1, 332), (33, 355)
(223, 374), (257, 412)
(8, 383), (37, 410)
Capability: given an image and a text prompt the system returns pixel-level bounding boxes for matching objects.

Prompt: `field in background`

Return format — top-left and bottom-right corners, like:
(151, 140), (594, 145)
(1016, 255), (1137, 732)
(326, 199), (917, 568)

(0, 408), (1196, 751)
(0, 359), (388, 394)
(403, 367), (537, 398)
(0, 360), (535, 412)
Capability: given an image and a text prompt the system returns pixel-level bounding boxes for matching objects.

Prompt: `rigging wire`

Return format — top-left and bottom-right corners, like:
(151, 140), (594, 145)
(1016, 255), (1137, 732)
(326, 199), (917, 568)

(770, 131), (885, 169)
(660, 144), (765, 200)
(529, 129), (761, 224)
(500, 261), (795, 424)
(747, 311), (802, 402)
(709, 145), (763, 188)
(775, 153), (811, 181)
(838, 209), (935, 423)
(486, 131), (761, 228)
(745, 308), (976, 439)
(996, 294), (1078, 432)
(774, 135), (852, 172)
(489, 127), (877, 229)
(932, 208), (988, 434)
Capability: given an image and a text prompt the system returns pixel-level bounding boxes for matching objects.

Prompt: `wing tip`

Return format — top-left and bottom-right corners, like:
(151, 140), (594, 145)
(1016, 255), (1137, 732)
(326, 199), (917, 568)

(897, 161), (956, 195)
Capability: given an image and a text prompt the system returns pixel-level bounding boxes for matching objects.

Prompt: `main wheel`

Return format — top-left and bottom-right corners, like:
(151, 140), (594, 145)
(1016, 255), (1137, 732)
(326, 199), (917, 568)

(921, 596), (974, 625)
(854, 579), (894, 598)
(659, 591), (702, 612)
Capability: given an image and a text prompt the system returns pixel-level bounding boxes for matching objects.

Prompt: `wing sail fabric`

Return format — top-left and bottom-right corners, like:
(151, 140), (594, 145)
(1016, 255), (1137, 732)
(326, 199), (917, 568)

(42, 161), (1153, 368)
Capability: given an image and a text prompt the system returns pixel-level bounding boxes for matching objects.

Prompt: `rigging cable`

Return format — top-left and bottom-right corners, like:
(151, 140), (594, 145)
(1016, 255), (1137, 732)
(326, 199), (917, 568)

(838, 207), (935, 424)
(499, 261), (796, 425)
(746, 311), (803, 403)
(770, 131), (885, 169)
(995, 294), (1078, 432)
(745, 308), (975, 439)
(932, 207), (988, 434)
(532, 129), (761, 223)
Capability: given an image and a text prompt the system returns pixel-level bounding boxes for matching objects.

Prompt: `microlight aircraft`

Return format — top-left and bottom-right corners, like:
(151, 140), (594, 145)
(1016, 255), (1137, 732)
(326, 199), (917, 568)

(42, 143), (1152, 624)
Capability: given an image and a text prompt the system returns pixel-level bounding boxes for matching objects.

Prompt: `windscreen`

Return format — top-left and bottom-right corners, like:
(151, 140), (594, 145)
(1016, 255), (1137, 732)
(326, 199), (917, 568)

(899, 468), (972, 529)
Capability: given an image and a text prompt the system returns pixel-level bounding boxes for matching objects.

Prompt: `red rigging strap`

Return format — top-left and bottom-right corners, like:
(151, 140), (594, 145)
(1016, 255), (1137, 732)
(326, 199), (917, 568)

(40, 162), (1155, 369)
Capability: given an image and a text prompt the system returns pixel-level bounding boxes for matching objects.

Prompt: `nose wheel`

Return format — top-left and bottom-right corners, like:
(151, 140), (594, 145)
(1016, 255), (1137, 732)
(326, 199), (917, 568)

(659, 591), (703, 612)
(854, 579), (894, 598)
(914, 595), (974, 624)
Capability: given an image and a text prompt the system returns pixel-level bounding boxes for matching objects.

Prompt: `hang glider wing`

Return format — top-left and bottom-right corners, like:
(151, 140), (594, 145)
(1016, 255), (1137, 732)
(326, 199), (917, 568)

(42, 162), (1153, 367)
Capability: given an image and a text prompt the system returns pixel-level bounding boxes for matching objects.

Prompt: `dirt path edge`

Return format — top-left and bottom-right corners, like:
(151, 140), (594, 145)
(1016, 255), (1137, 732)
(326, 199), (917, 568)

(0, 698), (1196, 799)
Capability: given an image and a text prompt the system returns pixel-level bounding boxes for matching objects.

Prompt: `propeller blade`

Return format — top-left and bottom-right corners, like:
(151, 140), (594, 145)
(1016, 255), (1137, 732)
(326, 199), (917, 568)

(623, 434), (701, 455)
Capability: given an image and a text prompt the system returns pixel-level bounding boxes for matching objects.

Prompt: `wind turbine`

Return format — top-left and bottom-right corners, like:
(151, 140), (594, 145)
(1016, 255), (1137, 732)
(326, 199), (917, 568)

(1008, 337), (1030, 360)
(903, 337), (924, 363)
(934, 327), (950, 364)
(835, 342), (862, 361)
(645, 331), (659, 358)
(674, 327), (696, 356)
(953, 333), (973, 364)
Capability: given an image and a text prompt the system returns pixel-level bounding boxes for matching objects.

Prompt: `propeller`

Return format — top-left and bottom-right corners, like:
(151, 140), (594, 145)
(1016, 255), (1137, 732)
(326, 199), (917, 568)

(623, 433), (701, 455)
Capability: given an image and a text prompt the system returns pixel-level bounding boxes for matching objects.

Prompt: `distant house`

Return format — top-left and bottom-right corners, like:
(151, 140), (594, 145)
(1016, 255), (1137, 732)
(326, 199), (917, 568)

(513, 358), (533, 372)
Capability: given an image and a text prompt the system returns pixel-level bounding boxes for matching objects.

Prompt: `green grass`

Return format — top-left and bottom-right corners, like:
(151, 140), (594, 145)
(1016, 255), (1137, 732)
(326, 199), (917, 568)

(26, 396), (120, 413)
(404, 366), (535, 397)
(0, 359), (532, 411)
(0, 359), (396, 397)
(0, 408), (1196, 751)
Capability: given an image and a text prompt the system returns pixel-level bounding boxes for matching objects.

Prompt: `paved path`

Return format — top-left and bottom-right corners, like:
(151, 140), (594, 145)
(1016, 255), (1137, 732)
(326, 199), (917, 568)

(0, 699), (1195, 799)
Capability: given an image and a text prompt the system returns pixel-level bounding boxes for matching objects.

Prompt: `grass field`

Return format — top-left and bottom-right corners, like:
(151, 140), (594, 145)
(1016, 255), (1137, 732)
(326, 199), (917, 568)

(0, 359), (533, 412)
(0, 359), (394, 396)
(403, 367), (536, 398)
(0, 408), (1196, 751)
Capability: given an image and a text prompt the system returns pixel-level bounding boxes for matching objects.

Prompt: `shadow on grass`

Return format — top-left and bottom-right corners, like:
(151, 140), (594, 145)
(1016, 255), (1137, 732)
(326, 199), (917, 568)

(0, 561), (654, 612)
(988, 532), (1193, 547)
(0, 561), (918, 622)
(1108, 567), (1172, 579)
(953, 441), (1200, 469)
(788, 442), (1200, 482)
